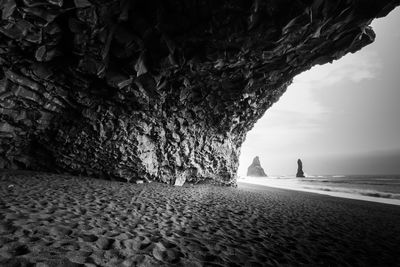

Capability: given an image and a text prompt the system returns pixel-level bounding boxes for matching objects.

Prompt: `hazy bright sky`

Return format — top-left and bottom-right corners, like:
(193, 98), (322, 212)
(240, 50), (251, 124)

(238, 8), (400, 176)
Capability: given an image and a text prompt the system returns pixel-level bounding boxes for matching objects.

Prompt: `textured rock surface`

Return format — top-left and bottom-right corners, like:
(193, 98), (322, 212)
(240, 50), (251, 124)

(0, 0), (399, 185)
(247, 156), (267, 177)
(296, 159), (305, 178)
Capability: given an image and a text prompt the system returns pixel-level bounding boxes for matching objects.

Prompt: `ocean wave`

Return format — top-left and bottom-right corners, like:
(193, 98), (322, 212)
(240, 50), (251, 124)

(239, 176), (400, 205)
(302, 186), (400, 200)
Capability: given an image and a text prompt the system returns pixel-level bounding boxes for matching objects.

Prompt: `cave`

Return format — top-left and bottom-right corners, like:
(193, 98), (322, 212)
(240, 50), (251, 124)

(1, 0), (399, 186)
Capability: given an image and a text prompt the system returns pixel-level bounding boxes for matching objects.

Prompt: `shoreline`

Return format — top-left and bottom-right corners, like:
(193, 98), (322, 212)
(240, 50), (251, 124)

(1, 172), (400, 266)
(238, 177), (400, 206)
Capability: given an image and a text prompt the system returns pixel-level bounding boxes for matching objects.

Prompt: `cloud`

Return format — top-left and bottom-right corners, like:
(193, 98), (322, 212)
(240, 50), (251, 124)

(271, 84), (328, 115)
(251, 111), (324, 135)
(239, 9), (400, 176)
(259, 48), (383, 136)
(239, 50), (382, 176)
(372, 7), (400, 39)
(268, 49), (381, 117)
(295, 50), (382, 87)
(304, 148), (400, 175)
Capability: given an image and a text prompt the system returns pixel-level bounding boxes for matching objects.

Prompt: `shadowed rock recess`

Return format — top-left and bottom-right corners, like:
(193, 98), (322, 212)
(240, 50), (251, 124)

(0, 0), (399, 185)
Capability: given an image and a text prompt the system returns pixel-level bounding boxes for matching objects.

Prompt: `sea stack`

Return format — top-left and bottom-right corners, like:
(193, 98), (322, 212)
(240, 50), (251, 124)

(247, 157), (267, 177)
(296, 159), (305, 178)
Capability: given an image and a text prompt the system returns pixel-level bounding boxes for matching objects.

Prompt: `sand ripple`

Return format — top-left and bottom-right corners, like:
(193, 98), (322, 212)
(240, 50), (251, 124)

(1, 172), (400, 266)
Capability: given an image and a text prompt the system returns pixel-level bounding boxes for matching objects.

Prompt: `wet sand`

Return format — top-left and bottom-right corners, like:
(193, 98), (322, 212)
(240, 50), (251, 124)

(1, 172), (400, 266)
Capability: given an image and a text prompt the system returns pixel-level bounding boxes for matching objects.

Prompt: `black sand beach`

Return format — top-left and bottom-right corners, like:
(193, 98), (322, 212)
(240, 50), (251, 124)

(1, 172), (400, 266)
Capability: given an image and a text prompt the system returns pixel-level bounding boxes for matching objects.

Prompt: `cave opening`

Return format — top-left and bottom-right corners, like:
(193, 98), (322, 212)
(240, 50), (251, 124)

(1, 0), (399, 186)
(238, 7), (400, 178)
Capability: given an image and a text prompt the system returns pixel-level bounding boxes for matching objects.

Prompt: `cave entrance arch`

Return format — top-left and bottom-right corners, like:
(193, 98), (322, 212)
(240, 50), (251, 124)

(0, 1), (399, 186)
(238, 7), (400, 177)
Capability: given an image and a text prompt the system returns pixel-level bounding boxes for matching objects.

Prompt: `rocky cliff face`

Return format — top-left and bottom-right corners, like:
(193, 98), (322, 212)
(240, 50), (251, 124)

(0, 0), (399, 185)
(247, 156), (267, 177)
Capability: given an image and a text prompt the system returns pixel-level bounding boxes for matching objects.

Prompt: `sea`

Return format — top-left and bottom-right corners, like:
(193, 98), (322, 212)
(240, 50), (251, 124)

(238, 175), (400, 206)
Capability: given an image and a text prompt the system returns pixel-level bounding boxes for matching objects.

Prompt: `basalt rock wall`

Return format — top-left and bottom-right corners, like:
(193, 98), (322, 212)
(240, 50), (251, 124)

(0, 0), (399, 185)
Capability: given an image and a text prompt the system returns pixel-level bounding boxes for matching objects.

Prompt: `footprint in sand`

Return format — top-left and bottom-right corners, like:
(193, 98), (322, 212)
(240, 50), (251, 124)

(12, 244), (31, 256)
(79, 234), (98, 243)
(49, 226), (73, 238)
(0, 221), (17, 234)
(66, 250), (92, 264)
(95, 237), (115, 250)
(0, 242), (31, 259)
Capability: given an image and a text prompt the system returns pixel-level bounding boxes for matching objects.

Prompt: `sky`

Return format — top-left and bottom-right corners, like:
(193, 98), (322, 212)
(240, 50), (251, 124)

(238, 7), (400, 176)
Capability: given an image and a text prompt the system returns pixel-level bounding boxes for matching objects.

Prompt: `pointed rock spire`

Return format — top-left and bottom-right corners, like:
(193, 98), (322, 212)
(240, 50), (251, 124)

(296, 159), (305, 178)
(247, 156), (267, 177)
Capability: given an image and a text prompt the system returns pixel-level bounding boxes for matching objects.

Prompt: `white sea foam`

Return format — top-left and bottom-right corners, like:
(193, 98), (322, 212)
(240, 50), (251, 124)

(239, 176), (400, 206)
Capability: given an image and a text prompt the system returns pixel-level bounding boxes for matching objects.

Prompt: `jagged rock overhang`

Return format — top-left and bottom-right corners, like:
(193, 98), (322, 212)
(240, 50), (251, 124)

(0, 0), (399, 185)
